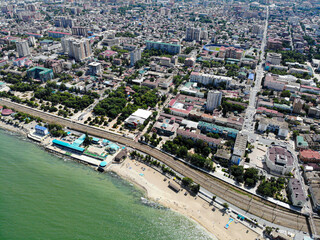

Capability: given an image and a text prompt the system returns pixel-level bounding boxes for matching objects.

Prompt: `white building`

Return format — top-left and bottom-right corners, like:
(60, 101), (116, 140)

(190, 72), (232, 87)
(124, 109), (152, 128)
(206, 90), (222, 112)
(130, 48), (141, 67)
(266, 52), (282, 65)
(231, 133), (247, 165)
(258, 117), (289, 138)
(16, 40), (30, 57)
(88, 62), (102, 75)
(185, 27), (208, 41)
(28, 36), (37, 47)
(265, 146), (294, 175)
(287, 178), (306, 207)
(61, 37), (92, 62)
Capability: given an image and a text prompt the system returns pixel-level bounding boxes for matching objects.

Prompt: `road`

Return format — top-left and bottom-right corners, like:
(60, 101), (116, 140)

(1, 98), (320, 234)
(240, 7), (319, 237)
(242, 7), (269, 134)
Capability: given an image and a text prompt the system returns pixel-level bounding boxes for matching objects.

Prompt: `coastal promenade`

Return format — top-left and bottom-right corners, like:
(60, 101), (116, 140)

(1, 98), (319, 235)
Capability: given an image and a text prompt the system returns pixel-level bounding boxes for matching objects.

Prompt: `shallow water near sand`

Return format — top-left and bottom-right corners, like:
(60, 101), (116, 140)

(0, 129), (213, 240)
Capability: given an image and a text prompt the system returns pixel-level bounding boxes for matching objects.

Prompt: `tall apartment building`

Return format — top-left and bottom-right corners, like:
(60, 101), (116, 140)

(130, 49), (141, 67)
(16, 40), (30, 57)
(146, 41), (181, 55)
(72, 26), (89, 36)
(28, 36), (37, 47)
(185, 27), (208, 42)
(293, 98), (304, 114)
(55, 17), (74, 28)
(61, 37), (92, 61)
(206, 90), (222, 112)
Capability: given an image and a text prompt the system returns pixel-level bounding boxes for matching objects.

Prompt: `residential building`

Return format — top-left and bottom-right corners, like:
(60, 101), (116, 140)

(130, 48), (141, 67)
(88, 62), (102, 75)
(55, 16), (74, 28)
(231, 133), (247, 165)
(267, 38), (282, 50)
(177, 129), (221, 148)
(296, 136), (309, 150)
(190, 72), (232, 87)
(153, 120), (179, 136)
(309, 184), (320, 212)
(257, 117), (289, 138)
(16, 40), (30, 57)
(146, 41), (181, 55)
(185, 27), (208, 42)
(61, 37), (92, 61)
(27, 67), (53, 82)
(299, 149), (320, 163)
(206, 90), (222, 112)
(265, 146), (294, 175)
(266, 52), (282, 65)
(198, 121), (239, 138)
(72, 26), (89, 36)
(287, 178), (306, 207)
(28, 36), (36, 47)
(48, 31), (71, 39)
(218, 46), (243, 60)
(293, 98), (304, 114)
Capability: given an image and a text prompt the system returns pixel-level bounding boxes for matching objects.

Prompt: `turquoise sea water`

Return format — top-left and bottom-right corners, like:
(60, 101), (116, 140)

(0, 130), (213, 240)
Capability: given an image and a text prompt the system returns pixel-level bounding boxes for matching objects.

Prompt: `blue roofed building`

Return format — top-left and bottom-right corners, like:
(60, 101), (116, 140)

(35, 125), (49, 136)
(27, 67), (53, 82)
(52, 139), (85, 154)
(198, 121), (239, 138)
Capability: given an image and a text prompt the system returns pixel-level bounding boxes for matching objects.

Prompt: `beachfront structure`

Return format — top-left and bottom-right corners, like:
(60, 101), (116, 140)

(27, 67), (53, 82)
(190, 72), (232, 87)
(35, 125), (48, 136)
(197, 121), (238, 138)
(52, 139), (85, 154)
(265, 146), (294, 175)
(146, 41), (181, 55)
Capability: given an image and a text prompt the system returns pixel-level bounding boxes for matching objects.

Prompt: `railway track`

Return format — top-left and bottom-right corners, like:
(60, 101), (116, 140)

(1, 98), (319, 234)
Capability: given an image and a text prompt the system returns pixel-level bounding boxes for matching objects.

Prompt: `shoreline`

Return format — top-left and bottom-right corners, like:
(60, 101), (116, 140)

(109, 159), (260, 240)
(0, 121), (260, 240)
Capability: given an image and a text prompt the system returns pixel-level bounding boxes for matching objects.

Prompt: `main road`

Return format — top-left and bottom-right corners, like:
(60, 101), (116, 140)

(1, 98), (319, 234)
(242, 7), (269, 134)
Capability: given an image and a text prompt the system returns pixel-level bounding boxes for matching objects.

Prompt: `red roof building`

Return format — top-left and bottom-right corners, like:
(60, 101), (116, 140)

(299, 149), (320, 163)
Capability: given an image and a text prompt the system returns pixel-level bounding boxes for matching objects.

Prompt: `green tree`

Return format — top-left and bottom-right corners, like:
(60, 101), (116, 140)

(83, 133), (92, 146)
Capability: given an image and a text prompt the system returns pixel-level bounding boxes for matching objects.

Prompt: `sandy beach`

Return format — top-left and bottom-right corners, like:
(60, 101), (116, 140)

(0, 119), (261, 240)
(0, 119), (28, 136)
(109, 158), (261, 240)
